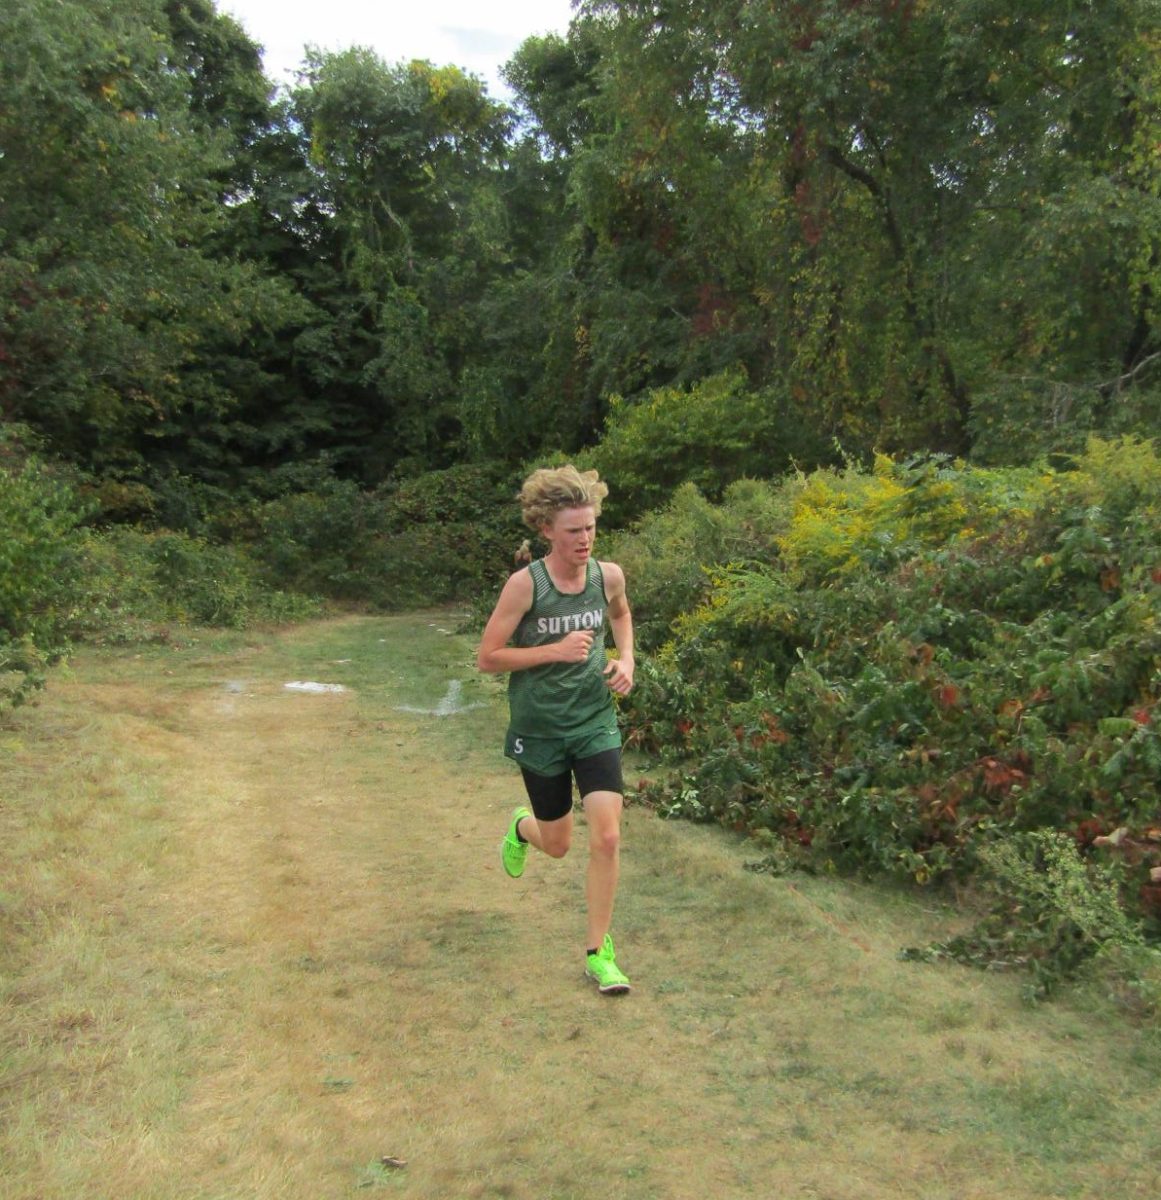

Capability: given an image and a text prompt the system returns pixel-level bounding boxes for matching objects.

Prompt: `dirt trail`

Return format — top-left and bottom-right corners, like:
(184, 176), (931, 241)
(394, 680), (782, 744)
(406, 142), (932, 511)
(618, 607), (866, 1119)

(7, 615), (1157, 1200)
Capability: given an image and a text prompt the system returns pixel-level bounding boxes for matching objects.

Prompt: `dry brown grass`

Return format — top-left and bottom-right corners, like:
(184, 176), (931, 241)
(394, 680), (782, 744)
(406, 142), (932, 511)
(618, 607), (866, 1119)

(2, 614), (1158, 1200)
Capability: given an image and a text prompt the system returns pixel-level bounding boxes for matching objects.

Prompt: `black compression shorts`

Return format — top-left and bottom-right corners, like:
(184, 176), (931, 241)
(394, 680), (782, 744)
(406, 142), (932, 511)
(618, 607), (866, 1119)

(519, 746), (624, 823)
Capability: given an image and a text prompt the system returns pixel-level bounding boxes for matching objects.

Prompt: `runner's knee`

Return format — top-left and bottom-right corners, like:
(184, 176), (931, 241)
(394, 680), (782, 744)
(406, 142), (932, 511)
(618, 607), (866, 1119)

(540, 828), (572, 858)
(588, 822), (620, 858)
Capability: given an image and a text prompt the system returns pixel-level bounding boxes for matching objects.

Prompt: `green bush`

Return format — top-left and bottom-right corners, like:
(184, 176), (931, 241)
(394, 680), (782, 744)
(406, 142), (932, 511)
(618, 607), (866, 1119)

(625, 440), (1161, 988)
(370, 463), (527, 608)
(0, 443), (89, 707)
(604, 477), (800, 652)
(243, 462), (526, 610)
(970, 374), (1161, 468)
(245, 478), (372, 599)
(903, 831), (1155, 1003)
(581, 369), (833, 525)
(76, 527), (319, 639)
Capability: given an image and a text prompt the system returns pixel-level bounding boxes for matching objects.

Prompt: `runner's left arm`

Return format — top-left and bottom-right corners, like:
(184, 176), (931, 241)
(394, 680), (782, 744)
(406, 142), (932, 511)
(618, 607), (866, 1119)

(601, 561), (635, 696)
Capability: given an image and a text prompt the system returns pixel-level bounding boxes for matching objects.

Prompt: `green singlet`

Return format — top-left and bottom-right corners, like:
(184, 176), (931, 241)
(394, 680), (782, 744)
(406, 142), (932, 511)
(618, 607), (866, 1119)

(503, 558), (621, 777)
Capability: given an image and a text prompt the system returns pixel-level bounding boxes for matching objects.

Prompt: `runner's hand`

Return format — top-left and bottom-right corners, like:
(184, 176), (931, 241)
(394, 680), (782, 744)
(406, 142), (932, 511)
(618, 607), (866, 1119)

(603, 657), (634, 695)
(556, 630), (594, 663)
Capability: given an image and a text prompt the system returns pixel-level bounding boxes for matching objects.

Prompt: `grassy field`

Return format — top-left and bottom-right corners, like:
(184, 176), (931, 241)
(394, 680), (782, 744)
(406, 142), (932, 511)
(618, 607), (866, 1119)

(1, 613), (1158, 1199)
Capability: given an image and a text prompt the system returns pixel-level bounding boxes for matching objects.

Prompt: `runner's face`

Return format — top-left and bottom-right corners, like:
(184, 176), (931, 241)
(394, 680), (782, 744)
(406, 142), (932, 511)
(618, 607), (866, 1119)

(543, 506), (596, 565)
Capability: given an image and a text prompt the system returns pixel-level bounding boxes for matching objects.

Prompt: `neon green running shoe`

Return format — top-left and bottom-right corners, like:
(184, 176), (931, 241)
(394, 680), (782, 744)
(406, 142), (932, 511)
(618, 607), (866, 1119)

(585, 933), (631, 995)
(501, 806), (531, 878)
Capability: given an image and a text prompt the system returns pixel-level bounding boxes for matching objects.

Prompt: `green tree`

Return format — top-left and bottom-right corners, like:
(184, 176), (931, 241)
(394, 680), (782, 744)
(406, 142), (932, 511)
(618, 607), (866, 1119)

(491, 16), (783, 455)
(288, 51), (514, 478)
(452, 31), (609, 460)
(0, 0), (304, 516)
(570, 0), (1161, 460)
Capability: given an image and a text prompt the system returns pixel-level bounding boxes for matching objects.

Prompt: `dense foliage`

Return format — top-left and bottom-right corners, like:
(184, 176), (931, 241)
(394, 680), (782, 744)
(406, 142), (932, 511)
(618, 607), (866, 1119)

(0, 434), (89, 705)
(240, 462), (527, 606)
(612, 438), (1161, 993)
(3, 0), (1159, 510)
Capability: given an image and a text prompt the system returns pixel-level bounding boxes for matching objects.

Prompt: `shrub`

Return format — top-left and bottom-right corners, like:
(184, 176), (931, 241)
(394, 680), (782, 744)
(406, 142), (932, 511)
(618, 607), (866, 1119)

(626, 440), (1161, 986)
(244, 462), (526, 610)
(903, 831), (1150, 1002)
(582, 369), (833, 525)
(371, 463), (527, 607)
(606, 484), (750, 651)
(245, 478), (372, 599)
(0, 442), (89, 707)
(604, 476), (801, 652)
(76, 527), (319, 639)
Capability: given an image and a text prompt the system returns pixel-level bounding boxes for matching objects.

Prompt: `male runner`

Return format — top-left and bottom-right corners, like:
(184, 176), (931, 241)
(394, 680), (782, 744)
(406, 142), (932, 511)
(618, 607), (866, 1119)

(477, 465), (635, 994)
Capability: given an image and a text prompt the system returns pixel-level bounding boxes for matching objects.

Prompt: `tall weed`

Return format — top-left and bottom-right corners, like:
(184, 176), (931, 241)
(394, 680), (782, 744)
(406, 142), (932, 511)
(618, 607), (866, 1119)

(903, 831), (1158, 1005)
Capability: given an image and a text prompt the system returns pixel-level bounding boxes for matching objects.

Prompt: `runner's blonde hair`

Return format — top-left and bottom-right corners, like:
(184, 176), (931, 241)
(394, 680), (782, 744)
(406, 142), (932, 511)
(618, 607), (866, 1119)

(518, 465), (609, 531)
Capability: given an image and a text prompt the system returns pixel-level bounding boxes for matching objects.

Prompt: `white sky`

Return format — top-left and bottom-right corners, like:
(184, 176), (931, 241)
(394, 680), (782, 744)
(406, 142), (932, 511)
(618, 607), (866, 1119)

(217, 0), (578, 98)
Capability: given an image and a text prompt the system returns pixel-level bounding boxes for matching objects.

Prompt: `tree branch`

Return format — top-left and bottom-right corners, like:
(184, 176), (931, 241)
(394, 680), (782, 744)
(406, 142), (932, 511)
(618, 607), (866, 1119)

(1098, 350), (1161, 397)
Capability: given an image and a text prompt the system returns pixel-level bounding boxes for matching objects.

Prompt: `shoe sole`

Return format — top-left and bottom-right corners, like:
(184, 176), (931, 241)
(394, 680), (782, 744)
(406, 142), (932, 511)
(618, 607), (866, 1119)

(585, 969), (631, 995)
